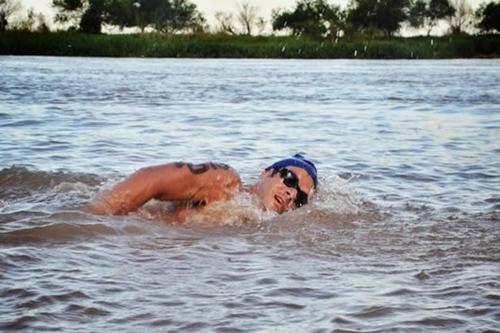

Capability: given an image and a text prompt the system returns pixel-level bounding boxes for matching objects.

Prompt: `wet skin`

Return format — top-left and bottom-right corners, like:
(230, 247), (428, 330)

(88, 162), (314, 217)
(248, 166), (314, 214)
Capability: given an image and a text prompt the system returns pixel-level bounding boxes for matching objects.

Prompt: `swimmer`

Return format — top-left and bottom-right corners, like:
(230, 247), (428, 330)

(88, 154), (317, 219)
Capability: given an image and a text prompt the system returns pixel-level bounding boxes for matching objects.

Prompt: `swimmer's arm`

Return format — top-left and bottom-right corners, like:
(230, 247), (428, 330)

(88, 162), (241, 215)
(87, 164), (188, 215)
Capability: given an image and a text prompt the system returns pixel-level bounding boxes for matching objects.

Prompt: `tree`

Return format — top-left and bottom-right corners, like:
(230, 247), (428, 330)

(408, 0), (455, 35)
(53, 0), (84, 30)
(105, 0), (160, 32)
(106, 0), (135, 31)
(214, 11), (235, 34)
(37, 13), (50, 32)
(5, 6), (50, 31)
(0, 0), (21, 31)
(427, 0), (455, 34)
(18, 7), (35, 30)
(53, 0), (204, 33)
(152, 0), (205, 33)
(272, 0), (343, 39)
(447, 0), (473, 34)
(476, 1), (500, 33)
(236, 2), (265, 35)
(106, 0), (170, 32)
(132, 0), (162, 32)
(347, 0), (411, 37)
(80, 1), (105, 33)
(408, 0), (427, 30)
(53, 0), (104, 33)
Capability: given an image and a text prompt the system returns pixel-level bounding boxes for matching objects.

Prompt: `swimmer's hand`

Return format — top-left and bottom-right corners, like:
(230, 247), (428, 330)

(88, 162), (242, 215)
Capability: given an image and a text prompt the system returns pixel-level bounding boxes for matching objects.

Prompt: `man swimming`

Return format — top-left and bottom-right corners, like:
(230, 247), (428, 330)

(88, 154), (317, 219)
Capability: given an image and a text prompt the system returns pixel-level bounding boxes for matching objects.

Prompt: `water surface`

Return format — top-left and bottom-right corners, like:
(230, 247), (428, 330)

(0, 57), (499, 332)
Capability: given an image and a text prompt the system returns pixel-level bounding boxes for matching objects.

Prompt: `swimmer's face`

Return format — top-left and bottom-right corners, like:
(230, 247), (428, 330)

(255, 166), (314, 214)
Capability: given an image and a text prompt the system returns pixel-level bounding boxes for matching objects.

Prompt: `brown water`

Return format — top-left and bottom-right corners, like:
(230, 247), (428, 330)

(0, 57), (499, 332)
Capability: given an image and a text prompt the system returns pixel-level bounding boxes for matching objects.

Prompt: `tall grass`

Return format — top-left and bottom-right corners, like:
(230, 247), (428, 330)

(0, 31), (498, 59)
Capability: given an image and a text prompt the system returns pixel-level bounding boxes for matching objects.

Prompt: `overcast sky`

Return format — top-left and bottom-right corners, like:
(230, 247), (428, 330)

(19, 0), (486, 30)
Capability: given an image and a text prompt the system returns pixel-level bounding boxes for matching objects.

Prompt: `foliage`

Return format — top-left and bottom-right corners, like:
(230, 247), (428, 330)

(1, 31), (498, 59)
(80, 1), (104, 33)
(105, 0), (134, 30)
(447, 0), (473, 35)
(408, 0), (427, 30)
(53, 0), (100, 33)
(347, 0), (411, 37)
(476, 1), (500, 33)
(408, 0), (455, 35)
(272, 0), (344, 39)
(428, 0), (456, 21)
(14, 8), (35, 31)
(152, 0), (205, 33)
(427, 0), (455, 34)
(1, 6), (50, 32)
(52, 0), (204, 34)
(0, 0), (21, 31)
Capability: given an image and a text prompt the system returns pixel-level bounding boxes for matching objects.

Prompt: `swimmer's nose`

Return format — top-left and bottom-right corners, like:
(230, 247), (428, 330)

(283, 188), (295, 204)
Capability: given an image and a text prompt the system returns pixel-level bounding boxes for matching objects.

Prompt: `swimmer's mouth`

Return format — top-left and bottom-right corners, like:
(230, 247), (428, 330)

(274, 195), (286, 211)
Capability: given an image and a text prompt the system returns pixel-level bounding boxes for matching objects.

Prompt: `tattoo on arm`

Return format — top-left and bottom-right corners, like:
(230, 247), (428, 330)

(174, 162), (231, 175)
(209, 162), (230, 170)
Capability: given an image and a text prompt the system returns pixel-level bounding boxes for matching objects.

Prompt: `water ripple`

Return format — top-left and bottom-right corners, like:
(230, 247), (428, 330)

(0, 57), (498, 332)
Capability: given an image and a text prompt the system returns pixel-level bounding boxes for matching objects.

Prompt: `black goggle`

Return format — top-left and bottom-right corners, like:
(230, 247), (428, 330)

(277, 168), (309, 208)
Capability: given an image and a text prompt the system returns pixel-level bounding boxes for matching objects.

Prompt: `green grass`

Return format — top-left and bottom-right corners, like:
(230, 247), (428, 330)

(0, 31), (499, 59)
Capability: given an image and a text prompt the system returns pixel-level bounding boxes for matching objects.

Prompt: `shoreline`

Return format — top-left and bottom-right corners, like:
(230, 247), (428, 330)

(1, 31), (499, 59)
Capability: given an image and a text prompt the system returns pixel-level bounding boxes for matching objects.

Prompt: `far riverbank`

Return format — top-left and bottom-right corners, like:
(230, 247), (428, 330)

(1, 31), (499, 59)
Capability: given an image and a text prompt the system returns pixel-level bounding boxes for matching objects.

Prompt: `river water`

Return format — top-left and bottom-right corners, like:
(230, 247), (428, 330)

(0, 56), (499, 332)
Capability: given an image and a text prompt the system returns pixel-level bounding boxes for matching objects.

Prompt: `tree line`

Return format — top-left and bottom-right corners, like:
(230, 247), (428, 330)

(1, 0), (499, 37)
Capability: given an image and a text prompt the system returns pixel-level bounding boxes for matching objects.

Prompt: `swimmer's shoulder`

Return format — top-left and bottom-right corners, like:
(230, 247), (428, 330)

(174, 161), (240, 182)
(171, 161), (242, 198)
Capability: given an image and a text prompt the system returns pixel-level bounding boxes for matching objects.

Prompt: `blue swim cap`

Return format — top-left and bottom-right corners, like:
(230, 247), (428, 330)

(266, 154), (318, 188)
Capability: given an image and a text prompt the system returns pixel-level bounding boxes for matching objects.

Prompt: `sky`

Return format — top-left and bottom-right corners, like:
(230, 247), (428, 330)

(18, 0), (486, 32)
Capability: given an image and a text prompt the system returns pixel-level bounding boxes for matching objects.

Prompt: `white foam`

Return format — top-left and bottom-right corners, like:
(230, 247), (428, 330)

(184, 192), (277, 226)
